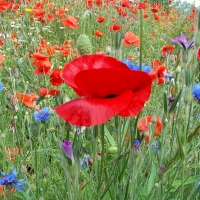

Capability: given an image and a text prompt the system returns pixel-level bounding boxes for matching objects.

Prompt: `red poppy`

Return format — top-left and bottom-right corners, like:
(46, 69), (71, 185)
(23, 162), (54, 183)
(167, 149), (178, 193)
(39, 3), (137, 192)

(62, 16), (78, 29)
(95, 0), (102, 5)
(151, 59), (162, 69)
(97, 16), (105, 23)
(109, 24), (121, 32)
(137, 116), (162, 140)
(0, 54), (3, 68)
(122, 32), (140, 47)
(149, 65), (168, 85)
(154, 13), (160, 21)
(151, 7), (158, 13)
(55, 54), (152, 126)
(34, 65), (51, 75)
(161, 45), (174, 55)
(197, 48), (200, 60)
(31, 53), (49, 60)
(94, 30), (103, 37)
(50, 69), (64, 86)
(86, 0), (92, 7)
(0, 39), (3, 46)
(143, 13), (149, 18)
(13, 92), (38, 108)
(39, 88), (60, 96)
(46, 13), (54, 21)
(138, 2), (147, 9)
(120, 0), (129, 7)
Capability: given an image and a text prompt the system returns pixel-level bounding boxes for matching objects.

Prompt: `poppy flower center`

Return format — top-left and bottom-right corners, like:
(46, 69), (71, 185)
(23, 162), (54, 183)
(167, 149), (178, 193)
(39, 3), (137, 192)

(106, 94), (117, 98)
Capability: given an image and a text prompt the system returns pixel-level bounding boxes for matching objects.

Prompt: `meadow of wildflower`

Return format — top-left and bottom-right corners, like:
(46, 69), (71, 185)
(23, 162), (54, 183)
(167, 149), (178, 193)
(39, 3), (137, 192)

(0, 0), (200, 199)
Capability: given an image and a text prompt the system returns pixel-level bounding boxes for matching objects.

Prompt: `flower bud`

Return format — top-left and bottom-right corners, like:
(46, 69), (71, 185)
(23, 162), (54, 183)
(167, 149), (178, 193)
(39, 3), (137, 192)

(77, 34), (93, 55)
(184, 87), (192, 105)
(108, 146), (118, 154)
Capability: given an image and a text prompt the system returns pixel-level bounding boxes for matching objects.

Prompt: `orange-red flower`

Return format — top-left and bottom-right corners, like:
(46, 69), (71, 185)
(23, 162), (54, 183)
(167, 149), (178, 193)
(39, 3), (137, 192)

(143, 13), (149, 18)
(161, 45), (174, 55)
(122, 32), (140, 47)
(39, 88), (60, 96)
(31, 53), (52, 75)
(50, 69), (64, 86)
(149, 65), (168, 85)
(137, 116), (162, 140)
(97, 16), (105, 23)
(138, 2), (147, 9)
(0, 54), (3, 69)
(120, 0), (129, 7)
(151, 59), (162, 69)
(197, 48), (200, 60)
(154, 13), (160, 21)
(109, 24), (121, 32)
(13, 92), (38, 108)
(94, 30), (103, 37)
(62, 16), (78, 29)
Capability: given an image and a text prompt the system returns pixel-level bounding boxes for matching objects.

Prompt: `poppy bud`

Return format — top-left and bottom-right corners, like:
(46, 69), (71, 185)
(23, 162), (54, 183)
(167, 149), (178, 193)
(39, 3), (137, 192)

(77, 34), (93, 55)
(176, 66), (181, 74)
(108, 146), (118, 154)
(184, 87), (192, 105)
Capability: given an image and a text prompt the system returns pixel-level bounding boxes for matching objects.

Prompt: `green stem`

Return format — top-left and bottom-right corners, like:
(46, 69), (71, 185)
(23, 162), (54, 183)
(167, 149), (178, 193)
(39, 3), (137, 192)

(34, 138), (39, 198)
(139, 9), (143, 71)
(181, 161), (185, 199)
(100, 124), (105, 180)
(92, 126), (98, 179)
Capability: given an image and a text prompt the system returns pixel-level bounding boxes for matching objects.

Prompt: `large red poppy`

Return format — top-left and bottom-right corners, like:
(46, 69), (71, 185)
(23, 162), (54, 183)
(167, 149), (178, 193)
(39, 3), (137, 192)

(55, 55), (152, 126)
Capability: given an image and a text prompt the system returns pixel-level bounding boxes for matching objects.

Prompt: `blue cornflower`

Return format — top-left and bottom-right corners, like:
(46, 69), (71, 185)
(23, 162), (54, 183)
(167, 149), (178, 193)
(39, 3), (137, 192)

(33, 107), (50, 122)
(0, 82), (5, 91)
(133, 139), (140, 151)
(123, 59), (152, 73)
(0, 168), (26, 191)
(81, 155), (93, 169)
(193, 84), (200, 101)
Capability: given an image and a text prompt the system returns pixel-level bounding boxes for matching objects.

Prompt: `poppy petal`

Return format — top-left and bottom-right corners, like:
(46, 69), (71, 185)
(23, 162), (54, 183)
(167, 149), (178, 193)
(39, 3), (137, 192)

(55, 91), (133, 126)
(62, 55), (128, 96)
(74, 68), (151, 99)
(119, 76), (151, 116)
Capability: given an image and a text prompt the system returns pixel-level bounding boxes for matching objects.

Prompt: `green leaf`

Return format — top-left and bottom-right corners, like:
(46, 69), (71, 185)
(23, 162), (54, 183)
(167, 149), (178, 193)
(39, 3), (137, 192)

(147, 163), (157, 196)
(104, 125), (116, 146)
(172, 175), (200, 186)
(14, 191), (35, 200)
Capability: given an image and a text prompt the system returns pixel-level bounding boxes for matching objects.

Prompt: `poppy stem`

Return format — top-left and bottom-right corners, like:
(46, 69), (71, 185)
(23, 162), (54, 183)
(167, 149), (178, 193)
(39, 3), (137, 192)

(100, 124), (105, 182)
(139, 9), (143, 71)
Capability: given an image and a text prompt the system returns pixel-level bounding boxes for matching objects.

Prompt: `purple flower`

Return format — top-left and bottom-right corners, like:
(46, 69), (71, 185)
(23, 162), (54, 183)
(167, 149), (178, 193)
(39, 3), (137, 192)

(171, 35), (194, 50)
(61, 140), (74, 164)
(0, 34), (5, 39)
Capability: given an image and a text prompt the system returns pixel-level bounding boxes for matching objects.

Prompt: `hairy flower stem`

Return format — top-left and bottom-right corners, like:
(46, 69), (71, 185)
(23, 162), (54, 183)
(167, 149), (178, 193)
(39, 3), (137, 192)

(181, 161), (185, 200)
(92, 126), (98, 179)
(100, 124), (105, 181)
(139, 9), (143, 71)
(34, 138), (39, 198)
